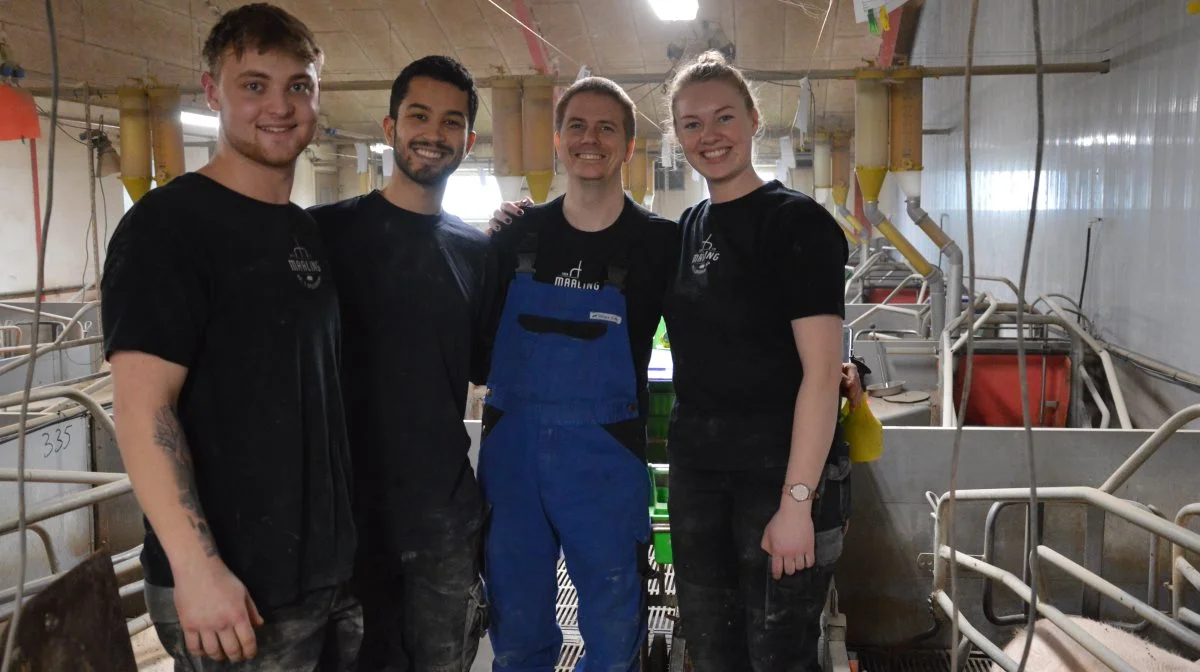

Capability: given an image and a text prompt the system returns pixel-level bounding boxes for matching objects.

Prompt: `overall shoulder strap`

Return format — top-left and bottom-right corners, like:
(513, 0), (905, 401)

(515, 230), (539, 275)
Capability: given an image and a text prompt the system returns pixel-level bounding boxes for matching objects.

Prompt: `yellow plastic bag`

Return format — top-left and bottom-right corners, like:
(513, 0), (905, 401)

(840, 397), (884, 463)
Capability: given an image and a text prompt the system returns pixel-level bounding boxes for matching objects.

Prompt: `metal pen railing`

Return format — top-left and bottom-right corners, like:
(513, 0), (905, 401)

(930, 404), (1200, 670)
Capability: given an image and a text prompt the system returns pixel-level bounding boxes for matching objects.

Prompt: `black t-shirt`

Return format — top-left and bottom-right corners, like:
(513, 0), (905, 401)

(664, 180), (849, 468)
(489, 195), (678, 419)
(310, 192), (497, 549)
(100, 172), (356, 609)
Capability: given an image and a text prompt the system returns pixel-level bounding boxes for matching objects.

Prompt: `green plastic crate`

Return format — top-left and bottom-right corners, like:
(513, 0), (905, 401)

(648, 467), (672, 565)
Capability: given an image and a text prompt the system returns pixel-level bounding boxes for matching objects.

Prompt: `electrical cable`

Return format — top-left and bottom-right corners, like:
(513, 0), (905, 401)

(2, 1), (58, 668)
(773, 0), (830, 20)
(1078, 221), (1092, 319)
(947, 1), (982, 669)
(483, 0), (662, 131)
(1012, 2), (1046, 669)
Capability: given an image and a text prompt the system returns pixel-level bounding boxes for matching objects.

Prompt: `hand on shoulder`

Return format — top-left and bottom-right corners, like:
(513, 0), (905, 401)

(487, 197), (534, 237)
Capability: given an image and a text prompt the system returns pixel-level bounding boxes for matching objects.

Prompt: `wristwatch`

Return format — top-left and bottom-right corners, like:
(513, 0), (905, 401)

(784, 482), (819, 503)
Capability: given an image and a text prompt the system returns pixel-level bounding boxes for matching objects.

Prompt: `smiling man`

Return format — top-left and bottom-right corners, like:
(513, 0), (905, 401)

(309, 55), (497, 671)
(101, 3), (359, 670)
(480, 77), (677, 672)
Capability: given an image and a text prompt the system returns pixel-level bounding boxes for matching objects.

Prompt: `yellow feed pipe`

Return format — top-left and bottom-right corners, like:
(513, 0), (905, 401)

(855, 77), (945, 332)
(888, 77), (964, 328)
(522, 76), (555, 203)
(148, 86), (186, 187)
(629, 138), (648, 205)
(853, 79), (889, 204)
(491, 76), (525, 202)
(118, 86), (152, 202)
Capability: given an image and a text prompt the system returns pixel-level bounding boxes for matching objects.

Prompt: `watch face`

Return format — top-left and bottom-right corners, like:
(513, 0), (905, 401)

(790, 484), (811, 502)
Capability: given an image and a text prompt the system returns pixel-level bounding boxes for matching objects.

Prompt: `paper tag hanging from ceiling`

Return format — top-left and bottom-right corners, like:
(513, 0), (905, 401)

(775, 158), (790, 184)
(779, 136), (796, 169)
(661, 134), (675, 169)
(852, 0), (906, 23)
(381, 148), (394, 177)
(793, 78), (811, 142)
(355, 143), (368, 174)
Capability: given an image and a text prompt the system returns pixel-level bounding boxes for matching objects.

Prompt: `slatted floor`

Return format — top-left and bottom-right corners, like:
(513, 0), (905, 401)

(853, 650), (996, 672)
(550, 557), (993, 672)
(554, 551), (676, 671)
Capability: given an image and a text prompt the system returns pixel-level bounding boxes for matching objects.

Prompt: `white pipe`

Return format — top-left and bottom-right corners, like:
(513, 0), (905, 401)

(40, 374), (112, 416)
(0, 468), (125, 485)
(939, 547), (1138, 672)
(950, 293), (999, 353)
(0, 303), (88, 336)
(127, 612), (154, 637)
(844, 251), (888, 297)
(0, 326), (21, 347)
(0, 552), (141, 605)
(1037, 545), (1200, 652)
(1173, 504), (1200, 620)
(0, 478), (131, 535)
(0, 385), (116, 439)
(932, 590), (1018, 672)
(941, 329), (957, 428)
(1175, 556), (1200, 593)
(906, 199), (964, 330)
(1102, 404), (1200, 493)
(935, 487), (1200, 554)
(1079, 365), (1111, 429)
(846, 275), (925, 330)
(0, 335), (103, 377)
(1039, 296), (1132, 429)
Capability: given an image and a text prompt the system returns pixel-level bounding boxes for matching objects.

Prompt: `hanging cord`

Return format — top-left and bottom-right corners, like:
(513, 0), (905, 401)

(483, 0), (662, 132)
(1078, 221), (1092, 320)
(947, 0), (982, 669)
(1013, 0), (1046, 669)
(3, 0), (58, 667)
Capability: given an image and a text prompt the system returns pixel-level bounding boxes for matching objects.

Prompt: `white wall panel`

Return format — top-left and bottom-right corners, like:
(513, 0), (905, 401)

(891, 0), (1200, 425)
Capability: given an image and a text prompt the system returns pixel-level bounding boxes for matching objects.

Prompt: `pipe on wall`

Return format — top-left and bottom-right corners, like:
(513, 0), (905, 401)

(853, 79), (889, 204)
(117, 86), (151, 202)
(491, 76), (525, 202)
(521, 76), (554, 203)
(147, 86), (185, 187)
(629, 138), (648, 205)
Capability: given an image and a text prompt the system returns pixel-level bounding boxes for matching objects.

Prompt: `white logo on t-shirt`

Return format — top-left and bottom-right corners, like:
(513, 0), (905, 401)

(690, 235), (721, 274)
(288, 241), (323, 290)
(554, 260), (601, 291)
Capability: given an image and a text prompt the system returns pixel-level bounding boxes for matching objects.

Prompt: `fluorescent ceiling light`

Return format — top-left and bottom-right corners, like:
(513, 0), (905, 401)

(371, 143), (390, 154)
(648, 0), (698, 21)
(180, 111), (219, 129)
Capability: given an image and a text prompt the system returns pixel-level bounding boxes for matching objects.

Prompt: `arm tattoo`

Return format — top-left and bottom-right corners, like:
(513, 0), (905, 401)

(152, 406), (219, 558)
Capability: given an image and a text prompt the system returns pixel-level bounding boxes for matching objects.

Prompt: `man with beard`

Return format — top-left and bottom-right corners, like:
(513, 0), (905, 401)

(310, 55), (496, 671)
(101, 3), (360, 669)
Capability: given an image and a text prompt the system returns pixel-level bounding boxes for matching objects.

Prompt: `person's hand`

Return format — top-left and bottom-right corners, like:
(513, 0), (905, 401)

(840, 362), (863, 410)
(486, 198), (534, 236)
(761, 497), (816, 580)
(173, 557), (264, 662)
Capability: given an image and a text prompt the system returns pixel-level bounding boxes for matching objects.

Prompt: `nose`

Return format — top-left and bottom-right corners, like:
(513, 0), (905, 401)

(264, 86), (294, 118)
(581, 124), (600, 144)
(699, 124), (720, 146)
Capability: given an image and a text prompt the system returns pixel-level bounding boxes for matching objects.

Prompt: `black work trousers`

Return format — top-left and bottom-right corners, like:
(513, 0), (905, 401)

(668, 458), (850, 672)
(352, 509), (488, 672)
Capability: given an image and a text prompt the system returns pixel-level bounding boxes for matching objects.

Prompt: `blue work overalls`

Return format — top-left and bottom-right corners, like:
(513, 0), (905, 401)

(480, 230), (651, 672)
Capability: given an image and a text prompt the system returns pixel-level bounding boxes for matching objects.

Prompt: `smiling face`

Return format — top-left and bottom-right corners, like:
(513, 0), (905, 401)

(202, 47), (320, 169)
(554, 91), (634, 183)
(672, 79), (760, 187)
(383, 75), (477, 187)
